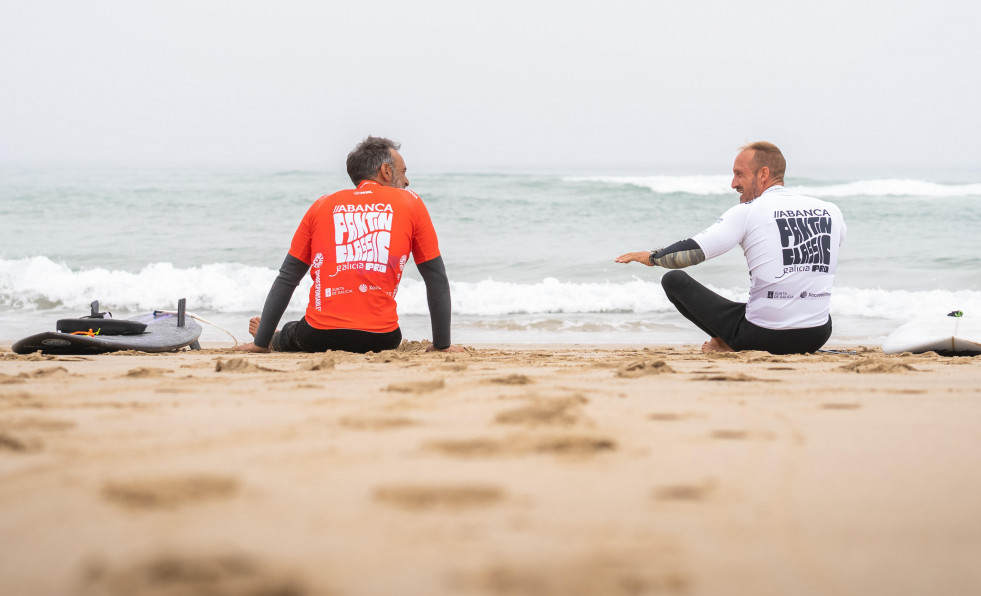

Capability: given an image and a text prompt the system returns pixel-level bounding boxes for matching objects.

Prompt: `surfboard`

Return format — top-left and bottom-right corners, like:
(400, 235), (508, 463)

(12, 299), (202, 355)
(881, 311), (981, 355)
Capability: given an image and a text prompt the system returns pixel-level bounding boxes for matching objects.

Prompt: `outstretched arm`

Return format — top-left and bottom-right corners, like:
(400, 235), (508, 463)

(237, 254), (309, 352)
(615, 238), (706, 269)
(417, 256), (463, 352)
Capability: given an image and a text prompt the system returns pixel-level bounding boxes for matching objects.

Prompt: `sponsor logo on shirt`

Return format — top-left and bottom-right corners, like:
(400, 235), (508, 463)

(766, 291), (796, 299)
(333, 204), (393, 274)
(775, 210), (834, 276)
(313, 252), (324, 310)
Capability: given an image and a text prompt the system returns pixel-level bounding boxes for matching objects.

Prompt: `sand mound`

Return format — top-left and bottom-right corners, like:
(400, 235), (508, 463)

(616, 359), (675, 378)
(836, 357), (917, 373)
(214, 358), (283, 373)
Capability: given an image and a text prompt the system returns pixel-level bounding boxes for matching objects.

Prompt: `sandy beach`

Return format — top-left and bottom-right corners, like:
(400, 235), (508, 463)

(1, 342), (980, 596)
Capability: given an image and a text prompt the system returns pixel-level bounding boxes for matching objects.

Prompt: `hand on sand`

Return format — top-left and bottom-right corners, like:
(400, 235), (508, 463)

(614, 251), (653, 266)
(426, 344), (466, 353)
(234, 342), (270, 353)
(236, 317), (271, 351)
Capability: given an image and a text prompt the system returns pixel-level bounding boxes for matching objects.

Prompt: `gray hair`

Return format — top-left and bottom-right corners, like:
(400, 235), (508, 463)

(346, 136), (401, 185)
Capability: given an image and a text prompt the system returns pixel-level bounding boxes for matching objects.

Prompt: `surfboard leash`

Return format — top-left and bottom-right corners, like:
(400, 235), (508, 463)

(154, 311), (239, 348)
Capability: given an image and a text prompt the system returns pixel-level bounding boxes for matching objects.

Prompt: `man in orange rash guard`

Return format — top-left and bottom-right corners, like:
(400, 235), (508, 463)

(235, 136), (463, 353)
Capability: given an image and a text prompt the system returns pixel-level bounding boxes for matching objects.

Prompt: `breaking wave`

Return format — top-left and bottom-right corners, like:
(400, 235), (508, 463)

(2, 257), (977, 321)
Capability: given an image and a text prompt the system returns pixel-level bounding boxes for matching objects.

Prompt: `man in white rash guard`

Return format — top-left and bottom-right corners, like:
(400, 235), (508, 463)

(615, 141), (846, 354)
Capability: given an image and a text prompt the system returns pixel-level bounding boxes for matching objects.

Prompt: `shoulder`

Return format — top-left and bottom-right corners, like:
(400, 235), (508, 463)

(718, 200), (754, 222)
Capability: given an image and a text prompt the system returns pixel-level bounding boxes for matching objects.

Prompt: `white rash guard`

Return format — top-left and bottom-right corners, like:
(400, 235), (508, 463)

(691, 185), (846, 329)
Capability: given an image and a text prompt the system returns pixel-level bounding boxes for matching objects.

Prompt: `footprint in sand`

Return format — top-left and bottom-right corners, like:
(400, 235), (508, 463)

(339, 415), (418, 430)
(654, 480), (716, 502)
(80, 553), (307, 596)
(464, 551), (690, 596)
(102, 475), (239, 510)
(297, 356), (336, 371)
(123, 367), (170, 378)
(494, 395), (586, 427)
(647, 412), (703, 422)
(385, 379), (445, 393)
(487, 374), (533, 385)
(18, 366), (71, 379)
(374, 484), (505, 510)
(370, 351), (409, 363)
(696, 372), (779, 382)
(709, 429), (775, 441)
(426, 434), (615, 458)
(0, 431), (42, 453)
(819, 402), (862, 409)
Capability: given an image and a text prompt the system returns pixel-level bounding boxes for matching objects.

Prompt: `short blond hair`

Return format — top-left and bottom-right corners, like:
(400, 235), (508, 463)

(739, 141), (786, 181)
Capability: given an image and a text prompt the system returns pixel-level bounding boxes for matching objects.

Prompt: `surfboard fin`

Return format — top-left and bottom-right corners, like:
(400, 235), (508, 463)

(84, 300), (110, 319)
(177, 298), (187, 328)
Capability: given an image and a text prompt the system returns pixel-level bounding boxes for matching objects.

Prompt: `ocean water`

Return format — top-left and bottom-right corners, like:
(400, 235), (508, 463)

(1, 166), (979, 347)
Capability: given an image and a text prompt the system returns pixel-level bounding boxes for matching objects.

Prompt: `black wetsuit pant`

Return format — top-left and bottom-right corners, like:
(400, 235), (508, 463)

(271, 317), (402, 353)
(660, 270), (831, 355)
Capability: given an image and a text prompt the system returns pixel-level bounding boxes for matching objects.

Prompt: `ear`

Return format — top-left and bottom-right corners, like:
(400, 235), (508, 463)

(758, 166), (770, 182)
(378, 162), (393, 184)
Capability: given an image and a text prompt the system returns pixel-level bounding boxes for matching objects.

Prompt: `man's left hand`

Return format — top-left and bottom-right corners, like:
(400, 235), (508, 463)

(614, 251), (654, 266)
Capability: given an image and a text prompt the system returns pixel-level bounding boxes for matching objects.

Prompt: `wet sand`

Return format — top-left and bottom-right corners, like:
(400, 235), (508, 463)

(1, 343), (980, 595)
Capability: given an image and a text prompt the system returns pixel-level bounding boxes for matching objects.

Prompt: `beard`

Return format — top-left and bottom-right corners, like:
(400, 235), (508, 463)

(387, 166), (407, 189)
(738, 178), (760, 203)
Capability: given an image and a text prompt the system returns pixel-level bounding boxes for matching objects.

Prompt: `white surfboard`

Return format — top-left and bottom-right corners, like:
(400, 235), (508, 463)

(882, 312), (981, 355)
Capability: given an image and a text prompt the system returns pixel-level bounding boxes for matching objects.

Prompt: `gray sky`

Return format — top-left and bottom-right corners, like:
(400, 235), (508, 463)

(2, 0), (979, 174)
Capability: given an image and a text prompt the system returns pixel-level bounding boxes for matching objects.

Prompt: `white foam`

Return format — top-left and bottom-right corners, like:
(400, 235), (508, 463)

(2, 257), (978, 322)
(792, 179), (981, 198)
(565, 175), (732, 195)
(567, 175), (981, 198)
(0, 256), (296, 312)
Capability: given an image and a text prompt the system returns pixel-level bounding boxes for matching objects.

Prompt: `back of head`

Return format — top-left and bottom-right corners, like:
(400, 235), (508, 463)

(346, 136), (401, 186)
(740, 141), (786, 183)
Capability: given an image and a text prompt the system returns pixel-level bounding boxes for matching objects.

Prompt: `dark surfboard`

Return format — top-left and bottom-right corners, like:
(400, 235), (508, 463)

(12, 300), (202, 355)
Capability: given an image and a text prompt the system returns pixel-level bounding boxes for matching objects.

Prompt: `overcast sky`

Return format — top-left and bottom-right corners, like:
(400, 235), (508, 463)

(1, 0), (979, 174)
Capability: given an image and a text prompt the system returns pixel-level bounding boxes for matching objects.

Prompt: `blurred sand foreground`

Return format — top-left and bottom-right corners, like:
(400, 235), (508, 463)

(1, 342), (980, 596)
